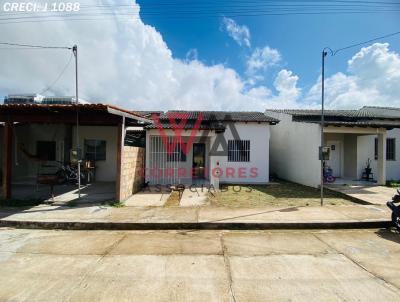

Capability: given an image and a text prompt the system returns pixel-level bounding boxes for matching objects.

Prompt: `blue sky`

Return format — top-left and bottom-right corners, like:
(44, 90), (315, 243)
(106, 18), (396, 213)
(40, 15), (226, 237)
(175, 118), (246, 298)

(139, 1), (400, 94)
(0, 0), (399, 110)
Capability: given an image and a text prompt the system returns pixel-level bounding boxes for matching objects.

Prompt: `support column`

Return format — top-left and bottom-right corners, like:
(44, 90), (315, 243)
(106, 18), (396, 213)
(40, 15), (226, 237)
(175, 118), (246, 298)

(2, 122), (13, 199)
(377, 132), (387, 185)
(115, 119), (125, 202)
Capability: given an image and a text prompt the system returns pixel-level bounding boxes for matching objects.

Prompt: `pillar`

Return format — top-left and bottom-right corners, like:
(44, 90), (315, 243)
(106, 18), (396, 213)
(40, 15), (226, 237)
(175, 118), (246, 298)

(377, 132), (387, 185)
(115, 118), (125, 202)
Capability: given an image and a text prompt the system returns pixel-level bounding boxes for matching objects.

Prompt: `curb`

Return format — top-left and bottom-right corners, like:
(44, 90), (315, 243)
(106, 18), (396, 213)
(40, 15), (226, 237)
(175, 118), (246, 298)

(0, 220), (392, 230)
(323, 187), (374, 205)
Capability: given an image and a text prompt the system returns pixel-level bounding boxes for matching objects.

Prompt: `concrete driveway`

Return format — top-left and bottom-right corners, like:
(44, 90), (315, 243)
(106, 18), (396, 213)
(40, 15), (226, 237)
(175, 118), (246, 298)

(0, 228), (399, 301)
(327, 185), (397, 205)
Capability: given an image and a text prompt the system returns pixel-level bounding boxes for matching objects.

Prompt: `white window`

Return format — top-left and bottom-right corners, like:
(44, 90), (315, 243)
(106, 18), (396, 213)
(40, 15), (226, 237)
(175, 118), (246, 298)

(84, 139), (106, 161)
(374, 138), (396, 161)
(228, 140), (250, 162)
(387, 138), (396, 161)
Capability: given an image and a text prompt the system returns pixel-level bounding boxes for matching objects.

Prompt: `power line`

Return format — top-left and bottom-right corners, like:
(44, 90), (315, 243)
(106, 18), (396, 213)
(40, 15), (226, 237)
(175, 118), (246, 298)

(333, 30), (400, 54)
(0, 41), (71, 49)
(0, 6), (398, 16)
(0, 0), (399, 23)
(0, 10), (398, 25)
(39, 52), (74, 94)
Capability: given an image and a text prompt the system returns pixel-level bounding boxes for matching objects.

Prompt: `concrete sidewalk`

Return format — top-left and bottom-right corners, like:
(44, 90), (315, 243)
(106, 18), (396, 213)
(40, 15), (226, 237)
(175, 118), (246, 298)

(0, 202), (392, 229)
(327, 185), (396, 206)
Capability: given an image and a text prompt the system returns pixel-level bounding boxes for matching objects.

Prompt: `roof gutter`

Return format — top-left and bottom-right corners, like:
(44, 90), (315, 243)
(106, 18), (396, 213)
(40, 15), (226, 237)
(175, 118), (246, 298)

(107, 107), (153, 124)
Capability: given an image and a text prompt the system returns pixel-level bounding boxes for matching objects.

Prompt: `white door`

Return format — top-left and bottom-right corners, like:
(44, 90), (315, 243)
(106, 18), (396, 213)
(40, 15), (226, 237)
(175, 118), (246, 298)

(327, 141), (342, 177)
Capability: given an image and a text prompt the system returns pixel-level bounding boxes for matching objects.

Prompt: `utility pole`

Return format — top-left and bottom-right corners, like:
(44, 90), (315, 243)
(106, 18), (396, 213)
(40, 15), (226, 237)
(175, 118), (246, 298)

(320, 50), (327, 206)
(73, 45), (81, 198)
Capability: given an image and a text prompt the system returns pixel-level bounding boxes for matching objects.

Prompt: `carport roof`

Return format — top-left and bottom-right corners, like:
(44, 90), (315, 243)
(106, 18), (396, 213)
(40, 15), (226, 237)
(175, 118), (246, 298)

(267, 106), (400, 129)
(0, 103), (152, 125)
(268, 108), (400, 119)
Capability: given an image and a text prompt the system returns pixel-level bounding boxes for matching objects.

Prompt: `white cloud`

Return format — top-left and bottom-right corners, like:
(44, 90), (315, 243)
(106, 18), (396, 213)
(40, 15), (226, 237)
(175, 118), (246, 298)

(0, 1), (267, 110)
(306, 43), (400, 109)
(185, 48), (198, 62)
(1, 1), (399, 112)
(246, 46), (282, 76)
(221, 17), (251, 48)
(259, 69), (302, 108)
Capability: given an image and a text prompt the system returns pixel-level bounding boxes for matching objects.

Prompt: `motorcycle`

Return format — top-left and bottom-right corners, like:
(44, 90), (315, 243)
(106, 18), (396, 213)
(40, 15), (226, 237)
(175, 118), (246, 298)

(55, 161), (87, 185)
(386, 188), (400, 230)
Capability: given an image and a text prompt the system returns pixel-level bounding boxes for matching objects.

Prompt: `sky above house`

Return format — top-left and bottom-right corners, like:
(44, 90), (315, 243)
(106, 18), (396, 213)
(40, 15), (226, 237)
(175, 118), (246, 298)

(0, 0), (399, 110)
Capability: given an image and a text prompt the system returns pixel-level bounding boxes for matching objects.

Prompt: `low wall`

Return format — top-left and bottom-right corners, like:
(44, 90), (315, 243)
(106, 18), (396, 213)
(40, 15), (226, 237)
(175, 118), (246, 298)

(118, 146), (145, 201)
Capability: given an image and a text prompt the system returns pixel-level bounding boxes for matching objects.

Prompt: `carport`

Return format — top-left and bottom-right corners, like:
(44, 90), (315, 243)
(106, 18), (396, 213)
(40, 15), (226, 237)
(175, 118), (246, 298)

(0, 103), (150, 202)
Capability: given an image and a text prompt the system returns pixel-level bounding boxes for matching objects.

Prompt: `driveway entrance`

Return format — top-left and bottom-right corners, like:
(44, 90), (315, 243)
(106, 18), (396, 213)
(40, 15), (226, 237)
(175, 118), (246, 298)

(326, 184), (396, 205)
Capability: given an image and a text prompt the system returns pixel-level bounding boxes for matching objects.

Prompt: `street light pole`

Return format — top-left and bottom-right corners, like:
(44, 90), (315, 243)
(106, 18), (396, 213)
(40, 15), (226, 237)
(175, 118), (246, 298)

(72, 45), (81, 199)
(320, 50), (327, 206)
(320, 47), (334, 206)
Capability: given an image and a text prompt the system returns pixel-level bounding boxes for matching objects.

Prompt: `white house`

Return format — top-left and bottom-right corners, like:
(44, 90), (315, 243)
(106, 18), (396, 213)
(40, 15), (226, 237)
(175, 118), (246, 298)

(143, 111), (279, 186)
(266, 106), (400, 187)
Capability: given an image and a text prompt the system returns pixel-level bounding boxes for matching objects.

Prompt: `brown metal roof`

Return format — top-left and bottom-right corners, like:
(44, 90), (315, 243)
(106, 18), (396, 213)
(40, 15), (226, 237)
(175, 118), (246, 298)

(145, 110), (279, 129)
(0, 103), (152, 125)
(266, 107), (400, 129)
(267, 108), (400, 119)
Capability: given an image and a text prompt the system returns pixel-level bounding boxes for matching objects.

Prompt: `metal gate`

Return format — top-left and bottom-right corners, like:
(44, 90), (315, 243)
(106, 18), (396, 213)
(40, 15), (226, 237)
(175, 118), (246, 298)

(148, 136), (182, 185)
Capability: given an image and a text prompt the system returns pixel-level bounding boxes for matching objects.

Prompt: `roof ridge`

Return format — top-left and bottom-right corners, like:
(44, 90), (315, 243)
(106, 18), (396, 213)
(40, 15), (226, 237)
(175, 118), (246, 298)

(362, 106), (400, 110)
(166, 110), (265, 113)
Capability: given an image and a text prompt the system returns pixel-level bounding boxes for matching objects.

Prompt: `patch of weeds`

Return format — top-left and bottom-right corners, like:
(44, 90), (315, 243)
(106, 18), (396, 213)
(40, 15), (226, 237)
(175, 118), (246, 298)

(66, 200), (78, 207)
(164, 191), (181, 207)
(107, 200), (125, 208)
(386, 180), (400, 188)
(0, 198), (43, 207)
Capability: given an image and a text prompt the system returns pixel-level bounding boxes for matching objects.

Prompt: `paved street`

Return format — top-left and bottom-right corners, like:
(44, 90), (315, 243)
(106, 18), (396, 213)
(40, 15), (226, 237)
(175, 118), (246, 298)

(0, 228), (399, 301)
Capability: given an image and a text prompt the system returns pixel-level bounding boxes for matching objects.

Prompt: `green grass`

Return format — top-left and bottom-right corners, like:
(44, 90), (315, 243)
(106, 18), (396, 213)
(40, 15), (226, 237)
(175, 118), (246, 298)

(106, 200), (125, 208)
(386, 180), (400, 188)
(209, 181), (354, 207)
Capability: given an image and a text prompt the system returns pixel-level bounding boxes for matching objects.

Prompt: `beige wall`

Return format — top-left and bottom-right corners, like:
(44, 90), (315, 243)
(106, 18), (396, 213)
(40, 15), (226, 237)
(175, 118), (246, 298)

(117, 146), (145, 201)
(12, 123), (71, 181)
(72, 126), (118, 182)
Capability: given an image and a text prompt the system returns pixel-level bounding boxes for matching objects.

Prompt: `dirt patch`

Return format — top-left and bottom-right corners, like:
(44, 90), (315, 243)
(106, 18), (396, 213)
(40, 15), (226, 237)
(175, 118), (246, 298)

(164, 191), (181, 207)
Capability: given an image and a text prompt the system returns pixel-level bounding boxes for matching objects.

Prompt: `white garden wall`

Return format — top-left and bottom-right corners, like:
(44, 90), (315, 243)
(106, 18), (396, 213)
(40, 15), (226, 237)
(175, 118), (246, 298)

(266, 111), (321, 187)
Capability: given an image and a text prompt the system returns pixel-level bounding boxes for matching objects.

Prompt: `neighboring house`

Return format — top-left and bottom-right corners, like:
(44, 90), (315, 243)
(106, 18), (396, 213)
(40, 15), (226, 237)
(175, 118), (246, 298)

(143, 111), (279, 186)
(4, 94), (89, 104)
(266, 106), (400, 187)
(0, 103), (151, 201)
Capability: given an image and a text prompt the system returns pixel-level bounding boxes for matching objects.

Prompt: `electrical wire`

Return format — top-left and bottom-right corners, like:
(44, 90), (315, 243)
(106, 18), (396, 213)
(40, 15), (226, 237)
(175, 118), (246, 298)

(39, 52), (74, 94)
(0, 0), (399, 24)
(0, 41), (71, 49)
(0, 7), (398, 21)
(333, 30), (400, 54)
(0, 10), (399, 25)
